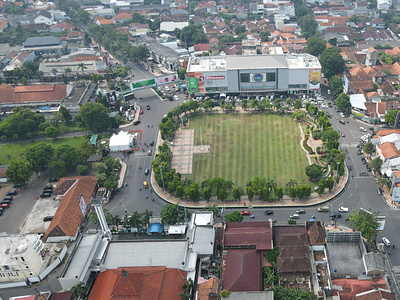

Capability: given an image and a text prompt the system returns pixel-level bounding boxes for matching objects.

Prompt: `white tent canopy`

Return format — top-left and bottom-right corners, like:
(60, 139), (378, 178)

(109, 131), (134, 152)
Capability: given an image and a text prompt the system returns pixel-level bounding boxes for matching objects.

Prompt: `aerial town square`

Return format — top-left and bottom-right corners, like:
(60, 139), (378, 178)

(0, 0), (400, 299)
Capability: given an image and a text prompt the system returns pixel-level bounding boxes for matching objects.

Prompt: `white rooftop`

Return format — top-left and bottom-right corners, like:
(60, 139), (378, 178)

(103, 240), (189, 269)
(192, 212), (213, 226)
(160, 21), (188, 32)
(109, 131), (133, 147)
(380, 133), (400, 145)
(0, 234), (39, 265)
(350, 94), (367, 111)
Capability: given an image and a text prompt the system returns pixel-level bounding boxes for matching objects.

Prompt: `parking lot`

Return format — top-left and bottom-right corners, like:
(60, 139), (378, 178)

(0, 177), (59, 235)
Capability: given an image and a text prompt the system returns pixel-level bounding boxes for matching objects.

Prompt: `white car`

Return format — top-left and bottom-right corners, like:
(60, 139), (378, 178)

(338, 206), (349, 212)
(165, 86), (170, 91)
(360, 127), (367, 132)
(327, 89), (331, 94)
(382, 237), (391, 247)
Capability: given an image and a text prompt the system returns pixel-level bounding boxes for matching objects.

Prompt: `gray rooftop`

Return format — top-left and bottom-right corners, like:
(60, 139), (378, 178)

(327, 242), (364, 276)
(226, 55), (288, 70)
(147, 43), (180, 58)
(23, 36), (63, 48)
(102, 240), (188, 269)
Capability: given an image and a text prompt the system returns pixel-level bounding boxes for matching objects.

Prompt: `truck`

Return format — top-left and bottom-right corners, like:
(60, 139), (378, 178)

(317, 206), (329, 212)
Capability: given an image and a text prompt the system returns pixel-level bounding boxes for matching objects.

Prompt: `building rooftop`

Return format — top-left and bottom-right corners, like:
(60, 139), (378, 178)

(223, 222), (272, 250)
(23, 36), (63, 48)
(0, 234), (39, 265)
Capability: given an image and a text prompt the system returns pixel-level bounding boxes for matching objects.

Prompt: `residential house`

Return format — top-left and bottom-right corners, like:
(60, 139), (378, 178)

(197, 277), (219, 300)
(354, 1), (370, 14)
(242, 39), (259, 55)
(94, 8), (115, 19)
(366, 47), (378, 66)
(0, 19), (8, 33)
(332, 279), (392, 299)
(114, 12), (132, 23)
(88, 267), (187, 300)
(356, 288), (396, 299)
(128, 23), (151, 37)
(193, 43), (210, 56)
(371, 18), (386, 29)
(44, 176), (98, 242)
(67, 32), (84, 43)
(377, 142), (400, 161)
(33, 10), (54, 26)
(49, 22), (76, 33)
(3, 51), (36, 71)
(160, 21), (188, 32)
(110, 0), (131, 11)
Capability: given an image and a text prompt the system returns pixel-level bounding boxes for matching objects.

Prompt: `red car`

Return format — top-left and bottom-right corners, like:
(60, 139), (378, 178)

(240, 210), (250, 215)
(139, 110), (143, 115)
(341, 132), (345, 137)
(1, 203), (9, 209)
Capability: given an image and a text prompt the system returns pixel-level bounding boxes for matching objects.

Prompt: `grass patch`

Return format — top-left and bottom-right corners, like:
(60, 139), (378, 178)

(0, 136), (87, 165)
(186, 114), (311, 189)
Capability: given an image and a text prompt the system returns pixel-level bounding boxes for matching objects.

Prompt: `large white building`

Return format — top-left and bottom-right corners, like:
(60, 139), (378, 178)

(186, 54), (321, 96)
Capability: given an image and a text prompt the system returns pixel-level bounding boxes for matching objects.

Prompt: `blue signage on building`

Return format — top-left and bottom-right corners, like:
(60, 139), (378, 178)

(253, 73), (264, 82)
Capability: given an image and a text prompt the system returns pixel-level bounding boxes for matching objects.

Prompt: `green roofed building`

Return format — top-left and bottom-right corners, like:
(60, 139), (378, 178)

(90, 134), (98, 146)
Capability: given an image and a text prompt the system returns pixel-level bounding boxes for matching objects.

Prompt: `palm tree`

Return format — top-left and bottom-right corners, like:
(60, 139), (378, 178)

(64, 67), (72, 79)
(51, 68), (58, 82)
(77, 62), (87, 78)
(202, 204), (220, 216)
(36, 70), (44, 82)
(141, 209), (153, 226)
(71, 282), (86, 298)
(286, 179), (297, 189)
(267, 179), (277, 193)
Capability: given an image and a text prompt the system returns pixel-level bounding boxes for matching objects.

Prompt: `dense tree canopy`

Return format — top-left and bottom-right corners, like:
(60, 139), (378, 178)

(6, 161), (32, 186)
(160, 204), (190, 225)
(305, 164), (323, 180)
(320, 47), (346, 79)
(0, 107), (44, 138)
(348, 209), (379, 241)
(384, 109), (398, 126)
(25, 143), (54, 175)
(329, 75), (343, 95)
(306, 36), (326, 57)
(178, 23), (208, 47)
(336, 93), (350, 112)
(77, 103), (111, 132)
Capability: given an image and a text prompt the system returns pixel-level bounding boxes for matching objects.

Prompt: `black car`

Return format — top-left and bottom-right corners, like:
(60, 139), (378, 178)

(40, 193), (52, 198)
(43, 189), (53, 194)
(1, 200), (10, 205)
(377, 186), (383, 195)
(296, 209), (305, 214)
(133, 120), (141, 125)
(43, 216), (53, 222)
(3, 196), (13, 201)
(6, 191), (17, 196)
(146, 105), (150, 110)
(366, 165), (371, 172)
(144, 168), (150, 175)
(361, 157), (367, 164)
(330, 212), (342, 219)
(13, 184), (22, 188)
(264, 210), (274, 215)
(149, 141), (154, 146)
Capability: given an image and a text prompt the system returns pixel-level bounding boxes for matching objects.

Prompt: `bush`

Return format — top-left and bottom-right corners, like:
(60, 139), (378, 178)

(76, 164), (89, 175)
(303, 134), (314, 154)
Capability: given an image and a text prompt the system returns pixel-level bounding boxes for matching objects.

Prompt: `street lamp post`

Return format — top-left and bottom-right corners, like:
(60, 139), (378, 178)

(159, 164), (166, 192)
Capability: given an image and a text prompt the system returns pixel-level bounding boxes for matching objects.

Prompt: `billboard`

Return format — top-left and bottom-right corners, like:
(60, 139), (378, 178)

(250, 73), (266, 83)
(155, 74), (178, 85)
(308, 69), (321, 89)
(188, 77), (199, 94)
(392, 187), (400, 202)
(78, 194), (87, 217)
(130, 78), (156, 91)
(343, 75), (349, 92)
(106, 91), (117, 106)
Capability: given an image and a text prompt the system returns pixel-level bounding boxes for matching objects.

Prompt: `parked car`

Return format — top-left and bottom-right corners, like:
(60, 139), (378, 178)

(361, 157), (367, 164)
(133, 120), (141, 125)
(144, 168), (150, 175)
(3, 196), (13, 201)
(296, 209), (305, 214)
(330, 212), (342, 219)
(327, 89), (331, 94)
(264, 210), (274, 215)
(341, 132), (345, 137)
(43, 216), (54, 222)
(146, 105), (151, 110)
(49, 178), (58, 182)
(6, 191), (17, 196)
(149, 141), (154, 146)
(1, 200), (10, 205)
(360, 127), (367, 132)
(338, 206), (349, 212)
(290, 213), (300, 219)
(377, 186), (383, 195)
(147, 149), (152, 156)
(241, 210), (250, 215)
(40, 193), (52, 198)
(42, 189), (52, 194)
(366, 165), (371, 172)
(13, 184), (22, 188)
(1, 203), (9, 209)
(382, 237), (390, 246)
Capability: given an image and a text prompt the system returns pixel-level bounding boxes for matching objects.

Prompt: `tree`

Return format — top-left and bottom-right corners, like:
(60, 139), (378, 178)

(76, 164), (88, 175)
(306, 163), (324, 180)
(179, 23), (208, 47)
(320, 47), (346, 79)
(363, 142), (375, 156)
(45, 126), (59, 139)
(203, 187), (211, 201)
(225, 211), (243, 222)
(220, 290), (231, 298)
(178, 68), (187, 80)
(71, 282), (86, 299)
(202, 204), (220, 216)
(329, 75), (343, 95)
(289, 186), (297, 199)
(54, 145), (77, 169)
(77, 103), (111, 131)
(160, 204), (189, 225)
(298, 14), (318, 38)
(260, 30), (270, 42)
(384, 109), (398, 126)
(294, 99), (302, 109)
(59, 106), (72, 122)
(6, 161), (32, 186)
(25, 143), (54, 175)
(370, 157), (383, 173)
(77, 62), (87, 77)
(317, 179), (326, 195)
(235, 24), (246, 34)
(336, 93), (350, 112)
(50, 160), (66, 178)
(275, 186), (283, 200)
(306, 36), (326, 57)
(348, 209), (379, 241)
(233, 187), (243, 200)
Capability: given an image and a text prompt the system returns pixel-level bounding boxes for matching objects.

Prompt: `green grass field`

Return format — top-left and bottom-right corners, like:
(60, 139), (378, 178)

(187, 114), (310, 189)
(0, 136), (87, 166)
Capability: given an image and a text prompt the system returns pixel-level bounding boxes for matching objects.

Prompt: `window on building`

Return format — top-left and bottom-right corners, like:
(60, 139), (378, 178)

(21, 257), (25, 262)
(240, 73), (250, 82)
(266, 73), (276, 82)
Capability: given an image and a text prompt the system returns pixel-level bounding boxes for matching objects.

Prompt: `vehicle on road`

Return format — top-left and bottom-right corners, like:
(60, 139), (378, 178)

(362, 157), (367, 164)
(150, 141), (154, 146)
(360, 127), (367, 132)
(290, 213), (300, 219)
(146, 105), (150, 110)
(264, 210), (274, 215)
(1, 200), (10, 205)
(139, 110), (143, 115)
(318, 206), (329, 212)
(338, 206), (349, 212)
(339, 119), (345, 125)
(382, 237), (391, 247)
(6, 191), (17, 196)
(143, 181), (148, 189)
(330, 212), (342, 219)
(377, 186), (383, 195)
(133, 120), (141, 125)
(241, 210), (250, 215)
(296, 209), (305, 214)
(144, 168), (149, 175)
(147, 149), (152, 156)
(366, 165), (371, 172)
(341, 132), (345, 137)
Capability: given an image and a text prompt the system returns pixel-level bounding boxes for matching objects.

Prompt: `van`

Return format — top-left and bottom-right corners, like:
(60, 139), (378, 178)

(318, 206), (329, 212)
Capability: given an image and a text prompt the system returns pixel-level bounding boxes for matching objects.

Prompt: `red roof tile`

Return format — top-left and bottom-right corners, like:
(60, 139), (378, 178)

(0, 20), (8, 31)
(194, 43), (210, 52)
(332, 278), (388, 300)
(375, 129), (400, 136)
(378, 142), (400, 159)
(44, 176), (97, 240)
(197, 277), (218, 300)
(88, 267), (187, 300)
(222, 221), (272, 250)
(0, 83), (67, 105)
(221, 249), (261, 292)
